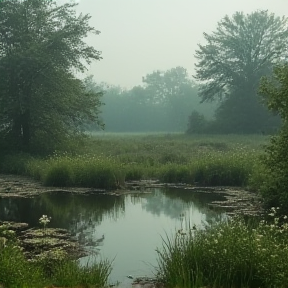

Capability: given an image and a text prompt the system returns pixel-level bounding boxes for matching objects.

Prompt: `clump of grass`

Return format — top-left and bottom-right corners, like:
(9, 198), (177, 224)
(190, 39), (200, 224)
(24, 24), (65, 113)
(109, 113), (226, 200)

(27, 153), (125, 189)
(0, 243), (44, 288)
(156, 210), (288, 288)
(52, 258), (112, 287)
(0, 226), (112, 288)
(158, 151), (259, 186)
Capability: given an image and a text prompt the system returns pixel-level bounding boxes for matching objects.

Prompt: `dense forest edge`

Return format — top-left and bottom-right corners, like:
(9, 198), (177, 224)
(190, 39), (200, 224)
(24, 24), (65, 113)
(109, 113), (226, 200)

(1, 0), (288, 287)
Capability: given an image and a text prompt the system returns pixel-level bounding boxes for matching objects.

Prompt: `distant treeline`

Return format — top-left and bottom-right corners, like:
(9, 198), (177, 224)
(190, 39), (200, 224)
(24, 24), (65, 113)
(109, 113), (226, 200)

(88, 66), (280, 134)
(89, 67), (217, 133)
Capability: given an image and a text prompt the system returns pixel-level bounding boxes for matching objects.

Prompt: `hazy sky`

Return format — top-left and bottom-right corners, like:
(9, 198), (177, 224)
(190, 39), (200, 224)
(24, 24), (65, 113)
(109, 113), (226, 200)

(72, 0), (288, 88)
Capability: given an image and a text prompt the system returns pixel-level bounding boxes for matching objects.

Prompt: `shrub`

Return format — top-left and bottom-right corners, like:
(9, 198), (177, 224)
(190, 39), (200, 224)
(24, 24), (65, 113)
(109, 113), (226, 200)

(258, 125), (288, 213)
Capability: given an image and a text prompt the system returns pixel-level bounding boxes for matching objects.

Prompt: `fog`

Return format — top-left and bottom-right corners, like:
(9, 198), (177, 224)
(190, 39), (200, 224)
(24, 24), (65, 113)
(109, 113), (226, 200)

(72, 0), (288, 88)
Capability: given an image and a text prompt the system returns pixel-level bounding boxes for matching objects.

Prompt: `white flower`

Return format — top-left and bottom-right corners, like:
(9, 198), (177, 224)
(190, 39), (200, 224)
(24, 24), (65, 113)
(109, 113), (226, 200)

(39, 215), (51, 225)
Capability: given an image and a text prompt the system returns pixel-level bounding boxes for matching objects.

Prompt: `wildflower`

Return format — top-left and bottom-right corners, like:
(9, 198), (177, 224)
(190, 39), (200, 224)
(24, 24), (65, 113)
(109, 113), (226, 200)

(39, 215), (51, 226)
(214, 239), (218, 244)
(284, 215), (287, 220)
(274, 218), (279, 224)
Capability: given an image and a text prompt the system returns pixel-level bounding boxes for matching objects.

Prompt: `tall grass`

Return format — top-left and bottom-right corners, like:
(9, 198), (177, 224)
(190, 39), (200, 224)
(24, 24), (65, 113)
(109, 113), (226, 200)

(0, 244), (44, 288)
(0, 242), (111, 288)
(156, 211), (288, 288)
(0, 134), (267, 189)
(52, 258), (111, 287)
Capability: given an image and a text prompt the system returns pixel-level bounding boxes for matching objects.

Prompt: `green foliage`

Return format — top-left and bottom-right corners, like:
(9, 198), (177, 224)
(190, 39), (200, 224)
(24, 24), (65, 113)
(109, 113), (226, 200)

(0, 0), (103, 154)
(258, 64), (288, 213)
(156, 214), (288, 288)
(52, 259), (111, 287)
(0, 134), (265, 189)
(0, 222), (111, 288)
(31, 154), (124, 189)
(97, 67), (217, 133)
(257, 125), (288, 212)
(0, 244), (44, 288)
(158, 151), (257, 186)
(0, 242), (111, 288)
(194, 10), (287, 133)
(0, 153), (32, 174)
(186, 111), (210, 134)
(212, 90), (281, 134)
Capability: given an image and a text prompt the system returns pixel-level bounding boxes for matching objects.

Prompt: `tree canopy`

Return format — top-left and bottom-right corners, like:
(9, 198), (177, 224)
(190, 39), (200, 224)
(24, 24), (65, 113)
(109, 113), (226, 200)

(195, 10), (288, 102)
(0, 0), (103, 153)
(94, 67), (217, 132)
(193, 10), (288, 133)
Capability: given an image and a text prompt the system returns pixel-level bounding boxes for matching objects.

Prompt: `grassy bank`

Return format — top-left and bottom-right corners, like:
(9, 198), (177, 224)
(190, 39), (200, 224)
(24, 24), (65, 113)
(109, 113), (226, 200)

(156, 209), (288, 288)
(0, 240), (111, 288)
(0, 134), (267, 189)
(0, 225), (111, 288)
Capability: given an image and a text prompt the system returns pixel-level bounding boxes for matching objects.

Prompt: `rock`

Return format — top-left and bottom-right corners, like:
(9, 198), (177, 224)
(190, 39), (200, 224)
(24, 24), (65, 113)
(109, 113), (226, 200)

(0, 221), (29, 232)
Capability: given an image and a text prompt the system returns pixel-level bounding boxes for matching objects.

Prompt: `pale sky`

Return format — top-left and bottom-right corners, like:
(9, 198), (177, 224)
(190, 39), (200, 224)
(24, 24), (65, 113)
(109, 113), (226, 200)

(71, 0), (288, 88)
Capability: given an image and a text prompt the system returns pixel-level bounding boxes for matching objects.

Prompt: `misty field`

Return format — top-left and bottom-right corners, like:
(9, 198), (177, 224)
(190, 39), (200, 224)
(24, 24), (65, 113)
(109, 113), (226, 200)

(0, 133), (268, 189)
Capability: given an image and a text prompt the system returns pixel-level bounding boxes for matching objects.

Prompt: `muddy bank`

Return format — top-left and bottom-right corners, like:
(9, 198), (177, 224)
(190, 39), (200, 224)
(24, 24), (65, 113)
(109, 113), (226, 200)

(0, 174), (263, 216)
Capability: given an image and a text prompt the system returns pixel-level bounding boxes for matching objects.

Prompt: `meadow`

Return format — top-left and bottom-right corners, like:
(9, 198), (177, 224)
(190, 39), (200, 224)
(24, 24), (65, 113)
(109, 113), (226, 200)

(1, 133), (284, 288)
(0, 133), (268, 190)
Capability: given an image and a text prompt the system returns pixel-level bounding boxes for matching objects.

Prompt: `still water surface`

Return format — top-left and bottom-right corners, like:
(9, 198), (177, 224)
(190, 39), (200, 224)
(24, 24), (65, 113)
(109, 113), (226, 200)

(0, 188), (226, 284)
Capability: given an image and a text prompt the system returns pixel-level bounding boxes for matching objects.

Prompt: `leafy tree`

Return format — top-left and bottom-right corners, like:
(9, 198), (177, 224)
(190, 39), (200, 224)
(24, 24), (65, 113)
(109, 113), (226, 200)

(258, 64), (288, 212)
(0, 0), (103, 153)
(194, 10), (288, 133)
(142, 67), (213, 130)
(142, 67), (193, 103)
(99, 85), (169, 132)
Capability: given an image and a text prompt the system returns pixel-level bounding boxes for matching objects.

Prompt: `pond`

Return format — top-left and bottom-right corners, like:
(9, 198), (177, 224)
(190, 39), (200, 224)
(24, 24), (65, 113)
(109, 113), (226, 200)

(0, 187), (226, 285)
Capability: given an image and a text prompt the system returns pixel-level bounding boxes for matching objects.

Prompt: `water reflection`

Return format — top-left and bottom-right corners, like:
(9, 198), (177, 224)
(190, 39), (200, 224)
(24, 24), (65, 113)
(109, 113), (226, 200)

(0, 188), (226, 283)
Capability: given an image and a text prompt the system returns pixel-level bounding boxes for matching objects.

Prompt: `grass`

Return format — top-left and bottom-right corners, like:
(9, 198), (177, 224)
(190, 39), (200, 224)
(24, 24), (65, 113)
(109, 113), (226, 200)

(156, 209), (288, 288)
(0, 133), (267, 189)
(0, 133), (278, 288)
(0, 240), (111, 288)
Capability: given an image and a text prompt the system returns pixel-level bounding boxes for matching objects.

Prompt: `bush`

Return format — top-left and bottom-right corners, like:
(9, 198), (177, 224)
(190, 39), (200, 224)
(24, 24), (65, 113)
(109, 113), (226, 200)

(186, 111), (210, 134)
(258, 125), (288, 213)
